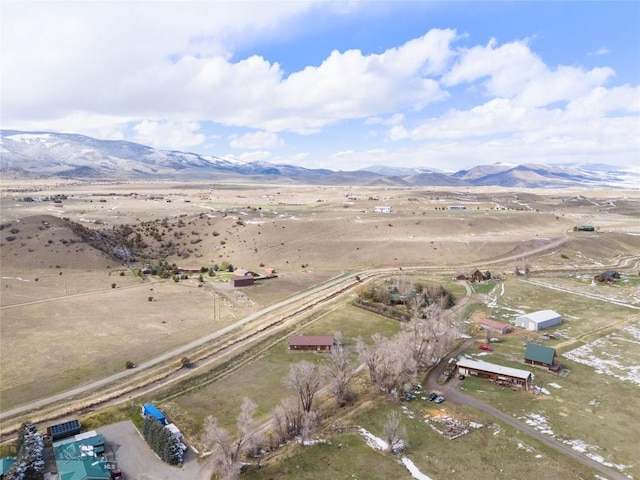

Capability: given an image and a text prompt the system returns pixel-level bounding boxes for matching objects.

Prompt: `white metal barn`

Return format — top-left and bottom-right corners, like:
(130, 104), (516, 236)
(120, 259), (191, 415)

(516, 310), (562, 331)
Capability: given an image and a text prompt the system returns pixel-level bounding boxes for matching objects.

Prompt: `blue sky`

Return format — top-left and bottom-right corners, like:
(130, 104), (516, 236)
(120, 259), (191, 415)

(1, 1), (638, 171)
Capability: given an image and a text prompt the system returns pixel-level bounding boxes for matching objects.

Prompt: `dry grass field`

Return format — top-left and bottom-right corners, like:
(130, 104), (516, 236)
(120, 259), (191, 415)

(1, 180), (639, 478)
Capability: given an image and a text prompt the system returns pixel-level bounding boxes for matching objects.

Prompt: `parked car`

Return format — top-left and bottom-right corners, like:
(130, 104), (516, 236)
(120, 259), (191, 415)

(428, 393), (438, 401)
(110, 469), (125, 480)
(479, 344), (494, 351)
(434, 396), (445, 404)
(458, 374), (465, 380)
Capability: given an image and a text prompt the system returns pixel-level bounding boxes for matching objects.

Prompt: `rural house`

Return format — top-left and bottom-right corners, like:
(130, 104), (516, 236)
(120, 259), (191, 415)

(53, 431), (111, 480)
(374, 206), (392, 213)
(231, 276), (255, 287)
(594, 270), (620, 284)
(516, 310), (562, 331)
(524, 344), (560, 371)
(478, 318), (512, 335)
(288, 335), (334, 352)
(456, 358), (533, 390)
(469, 269), (487, 282)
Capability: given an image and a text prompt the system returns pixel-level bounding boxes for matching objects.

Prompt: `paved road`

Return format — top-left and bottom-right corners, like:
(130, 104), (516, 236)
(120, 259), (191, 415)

(424, 342), (627, 480)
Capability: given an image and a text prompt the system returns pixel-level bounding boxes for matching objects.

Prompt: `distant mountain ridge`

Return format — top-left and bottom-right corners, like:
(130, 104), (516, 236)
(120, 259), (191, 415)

(1, 130), (637, 188)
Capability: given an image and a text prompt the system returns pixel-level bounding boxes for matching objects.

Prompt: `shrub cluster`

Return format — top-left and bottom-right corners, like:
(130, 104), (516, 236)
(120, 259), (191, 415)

(142, 416), (184, 465)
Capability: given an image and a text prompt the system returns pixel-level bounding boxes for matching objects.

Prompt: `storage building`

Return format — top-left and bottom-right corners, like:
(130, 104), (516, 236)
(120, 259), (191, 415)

(231, 276), (255, 287)
(456, 358), (533, 390)
(48, 419), (82, 441)
(478, 318), (512, 334)
(516, 310), (562, 331)
(524, 344), (560, 371)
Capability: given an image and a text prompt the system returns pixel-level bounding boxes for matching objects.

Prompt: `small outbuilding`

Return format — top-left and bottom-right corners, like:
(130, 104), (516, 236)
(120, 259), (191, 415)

(524, 344), (560, 371)
(48, 419), (82, 441)
(288, 335), (334, 352)
(374, 206), (392, 213)
(516, 310), (562, 331)
(234, 268), (257, 277)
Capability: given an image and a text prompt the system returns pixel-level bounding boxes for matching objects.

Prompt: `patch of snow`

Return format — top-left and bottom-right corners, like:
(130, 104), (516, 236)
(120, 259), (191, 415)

(400, 457), (434, 480)
(548, 383), (562, 389)
(358, 428), (387, 451)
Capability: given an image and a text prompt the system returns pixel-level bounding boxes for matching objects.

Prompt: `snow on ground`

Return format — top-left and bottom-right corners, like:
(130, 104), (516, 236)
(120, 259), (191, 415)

(548, 383), (562, 389)
(358, 428), (434, 480)
(401, 457), (434, 480)
(521, 414), (632, 474)
(1, 276), (29, 281)
(562, 323), (640, 387)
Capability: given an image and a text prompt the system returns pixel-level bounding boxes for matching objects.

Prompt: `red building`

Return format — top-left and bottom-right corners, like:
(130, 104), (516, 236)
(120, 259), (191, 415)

(288, 335), (334, 352)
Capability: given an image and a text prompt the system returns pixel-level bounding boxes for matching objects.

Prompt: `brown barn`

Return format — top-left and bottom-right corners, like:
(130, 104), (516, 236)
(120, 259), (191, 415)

(478, 318), (512, 335)
(232, 276), (255, 287)
(178, 266), (202, 273)
(457, 358), (533, 390)
(288, 335), (334, 352)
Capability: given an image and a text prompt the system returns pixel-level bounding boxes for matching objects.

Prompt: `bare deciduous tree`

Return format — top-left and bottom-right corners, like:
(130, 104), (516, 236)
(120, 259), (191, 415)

(285, 361), (323, 414)
(324, 333), (357, 406)
(383, 410), (408, 453)
(271, 396), (302, 446)
(300, 410), (320, 444)
(202, 397), (262, 480)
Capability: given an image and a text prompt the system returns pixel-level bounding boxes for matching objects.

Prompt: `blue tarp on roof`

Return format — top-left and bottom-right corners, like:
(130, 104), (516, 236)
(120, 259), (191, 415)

(142, 403), (167, 425)
(0, 457), (17, 475)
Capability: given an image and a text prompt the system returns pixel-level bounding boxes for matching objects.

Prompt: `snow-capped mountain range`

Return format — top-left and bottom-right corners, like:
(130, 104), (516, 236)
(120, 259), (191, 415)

(1, 130), (637, 188)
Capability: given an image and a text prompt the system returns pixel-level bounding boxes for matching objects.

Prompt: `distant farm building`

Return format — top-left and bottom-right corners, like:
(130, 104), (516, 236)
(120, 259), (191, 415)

(478, 318), (512, 335)
(232, 276), (255, 287)
(234, 268), (257, 277)
(177, 266), (202, 274)
(374, 206), (392, 213)
(524, 344), (561, 371)
(264, 267), (277, 276)
(288, 335), (334, 352)
(469, 269), (488, 282)
(142, 403), (167, 425)
(448, 205), (467, 210)
(456, 358), (533, 390)
(594, 270), (620, 284)
(576, 225), (595, 232)
(53, 431), (110, 480)
(516, 310), (562, 331)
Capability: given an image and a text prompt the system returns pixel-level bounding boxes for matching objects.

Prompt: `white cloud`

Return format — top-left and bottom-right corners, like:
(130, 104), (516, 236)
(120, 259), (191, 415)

(593, 47), (610, 56)
(133, 120), (206, 150)
(229, 131), (284, 149)
(444, 38), (614, 107)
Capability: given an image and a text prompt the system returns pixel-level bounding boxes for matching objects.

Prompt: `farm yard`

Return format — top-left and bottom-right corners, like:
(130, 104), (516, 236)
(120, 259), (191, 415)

(1, 182), (639, 479)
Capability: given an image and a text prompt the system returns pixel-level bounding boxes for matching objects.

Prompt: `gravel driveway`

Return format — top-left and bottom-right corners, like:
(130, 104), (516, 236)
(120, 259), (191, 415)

(97, 420), (202, 480)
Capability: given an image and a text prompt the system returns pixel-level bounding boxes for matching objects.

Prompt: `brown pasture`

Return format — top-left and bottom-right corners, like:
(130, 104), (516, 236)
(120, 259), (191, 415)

(1, 181), (639, 412)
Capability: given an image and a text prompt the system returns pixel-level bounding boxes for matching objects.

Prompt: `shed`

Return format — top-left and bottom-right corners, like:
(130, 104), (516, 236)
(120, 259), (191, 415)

(524, 344), (560, 370)
(48, 419), (82, 441)
(142, 403), (167, 425)
(478, 318), (512, 335)
(231, 276), (255, 287)
(456, 358), (532, 390)
(516, 310), (561, 331)
(374, 206), (392, 213)
(288, 335), (334, 352)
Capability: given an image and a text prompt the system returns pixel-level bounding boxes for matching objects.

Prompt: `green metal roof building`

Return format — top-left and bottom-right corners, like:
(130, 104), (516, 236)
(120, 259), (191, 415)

(53, 432), (110, 480)
(0, 457), (17, 478)
(524, 343), (559, 370)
